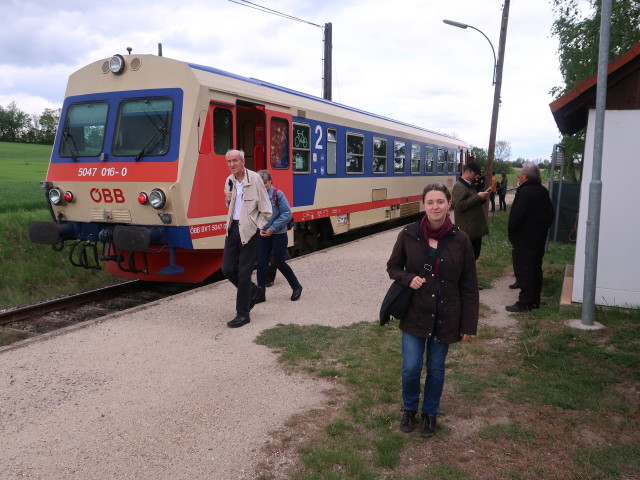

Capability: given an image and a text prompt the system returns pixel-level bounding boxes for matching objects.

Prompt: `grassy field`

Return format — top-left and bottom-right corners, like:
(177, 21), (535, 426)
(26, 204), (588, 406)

(0, 142), (119, 310)
(255, 214), (640, 480)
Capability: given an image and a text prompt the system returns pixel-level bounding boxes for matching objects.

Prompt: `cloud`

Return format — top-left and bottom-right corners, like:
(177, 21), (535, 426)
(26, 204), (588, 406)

(0, 0), (564, 159)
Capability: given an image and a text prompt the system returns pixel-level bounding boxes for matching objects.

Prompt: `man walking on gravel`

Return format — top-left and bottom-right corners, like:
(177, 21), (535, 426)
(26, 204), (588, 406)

(222, 149), (272, 328)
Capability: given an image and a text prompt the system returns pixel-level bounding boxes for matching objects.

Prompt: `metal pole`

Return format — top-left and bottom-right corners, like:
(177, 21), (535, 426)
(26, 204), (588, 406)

(485, 0), (510, 216)
(581, 0), (612, 326)
(323, 22), (332, 101)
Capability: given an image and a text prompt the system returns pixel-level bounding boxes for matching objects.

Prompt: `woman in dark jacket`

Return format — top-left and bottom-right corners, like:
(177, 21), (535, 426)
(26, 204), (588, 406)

(387, 183), (479, 438)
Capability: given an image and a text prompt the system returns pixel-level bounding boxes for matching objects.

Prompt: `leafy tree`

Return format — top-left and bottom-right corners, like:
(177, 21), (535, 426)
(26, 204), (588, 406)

(495, 140), (512, 162)
(550, 0), (640, 180)
(38, 108), (61, 144)
(0, 102), (31, 142)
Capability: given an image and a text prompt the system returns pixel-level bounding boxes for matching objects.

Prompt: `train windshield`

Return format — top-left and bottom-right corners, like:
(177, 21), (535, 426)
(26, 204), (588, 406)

(59, 102), (108, 159)
(112, 97), (173, 160)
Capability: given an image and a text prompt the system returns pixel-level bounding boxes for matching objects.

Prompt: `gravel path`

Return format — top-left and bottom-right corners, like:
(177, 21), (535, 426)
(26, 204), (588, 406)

(1, 200), (519, 480)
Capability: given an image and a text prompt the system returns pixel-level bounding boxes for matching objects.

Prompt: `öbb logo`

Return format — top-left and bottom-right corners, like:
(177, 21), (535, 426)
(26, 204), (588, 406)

(90, 188), (125, 203)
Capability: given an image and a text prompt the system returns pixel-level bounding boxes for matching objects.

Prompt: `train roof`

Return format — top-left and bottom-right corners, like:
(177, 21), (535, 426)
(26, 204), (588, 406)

(187, 61), (468, 147)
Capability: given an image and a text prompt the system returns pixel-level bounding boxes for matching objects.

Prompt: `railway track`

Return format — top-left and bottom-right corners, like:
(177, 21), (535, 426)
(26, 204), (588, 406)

(0, 216), (419, 348)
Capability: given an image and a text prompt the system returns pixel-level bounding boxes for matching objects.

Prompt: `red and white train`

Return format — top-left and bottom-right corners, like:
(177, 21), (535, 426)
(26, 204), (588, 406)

(29, 52), (471, 282)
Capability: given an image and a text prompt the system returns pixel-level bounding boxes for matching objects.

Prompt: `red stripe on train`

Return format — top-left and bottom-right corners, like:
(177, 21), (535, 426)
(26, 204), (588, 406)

(188, 195), (423, 240)
(46, 162), (179, 182)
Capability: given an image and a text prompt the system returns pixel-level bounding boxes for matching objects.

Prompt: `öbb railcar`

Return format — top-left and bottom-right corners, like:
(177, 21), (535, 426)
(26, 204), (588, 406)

(29, 53), (471, 282)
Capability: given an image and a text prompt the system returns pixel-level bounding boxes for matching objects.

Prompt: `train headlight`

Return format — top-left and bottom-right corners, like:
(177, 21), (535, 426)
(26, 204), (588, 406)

(63, 191), (74, 203)
(49, 188), (64, 205)
(138, 192), (148, 205)
(109, 54), (125, 75)
(148, 188), (166, 209)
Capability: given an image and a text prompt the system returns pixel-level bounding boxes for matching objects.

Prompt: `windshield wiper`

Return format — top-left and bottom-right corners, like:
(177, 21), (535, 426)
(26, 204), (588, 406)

(62, 130), (80, 162)
(134, 126), (168, 162)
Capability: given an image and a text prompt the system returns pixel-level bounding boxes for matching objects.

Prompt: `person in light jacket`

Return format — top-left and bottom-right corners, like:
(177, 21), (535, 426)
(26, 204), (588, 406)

(387, 183), (479, 438)
(222, 149), (272, 328)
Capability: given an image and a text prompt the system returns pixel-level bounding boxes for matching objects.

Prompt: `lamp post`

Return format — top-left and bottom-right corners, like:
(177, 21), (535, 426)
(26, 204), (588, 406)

(444, 0), (510, 215)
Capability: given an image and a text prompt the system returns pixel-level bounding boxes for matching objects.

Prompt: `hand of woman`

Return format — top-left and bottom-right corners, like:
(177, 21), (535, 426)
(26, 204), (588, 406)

(460, 334), (472, 341)
(409, 275), (426, 290)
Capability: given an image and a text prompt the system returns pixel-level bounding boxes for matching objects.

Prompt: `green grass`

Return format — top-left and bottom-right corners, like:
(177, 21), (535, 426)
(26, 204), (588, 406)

(0, 142), (119, 309)
(256, 213), (640, 479)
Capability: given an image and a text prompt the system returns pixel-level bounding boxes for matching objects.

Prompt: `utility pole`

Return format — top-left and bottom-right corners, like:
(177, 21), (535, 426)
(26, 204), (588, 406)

(323, 22), (332, 101)
(485, 0), (510, 215)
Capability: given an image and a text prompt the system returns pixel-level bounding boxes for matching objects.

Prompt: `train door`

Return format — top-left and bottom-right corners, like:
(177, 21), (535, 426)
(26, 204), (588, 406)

(236, 101), (266, 172)
(187, 101), (236, 218)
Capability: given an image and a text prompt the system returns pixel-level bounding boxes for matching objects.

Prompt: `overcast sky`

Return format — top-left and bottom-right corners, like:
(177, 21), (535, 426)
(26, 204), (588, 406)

(0, 0), (564, 160)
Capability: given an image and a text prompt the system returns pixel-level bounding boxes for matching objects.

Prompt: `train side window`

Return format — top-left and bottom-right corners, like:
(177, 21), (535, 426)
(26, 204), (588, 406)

(425, 146), (434, 173)
(437, 148), (445, 173)
(112, 98), (173, 157)
(394, 141), (406, 173)
(346, 132), (364, 174)
(372, 137), (387, 173)
(327, 128), (337, 175)
(213, 108), (232, 155)
(411, 143), (421, 174)
(450, 150), (460, 173)
(293, 123), (311, 173)
(270, 117), (289, 169)
(60, 102), (108, 158)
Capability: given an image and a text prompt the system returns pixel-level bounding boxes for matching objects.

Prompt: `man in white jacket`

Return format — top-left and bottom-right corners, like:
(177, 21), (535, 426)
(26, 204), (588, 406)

(222, 149), (272, 328)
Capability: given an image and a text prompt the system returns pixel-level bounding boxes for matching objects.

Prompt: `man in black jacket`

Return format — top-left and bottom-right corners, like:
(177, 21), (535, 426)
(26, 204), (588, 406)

(506, 163), (555, 312)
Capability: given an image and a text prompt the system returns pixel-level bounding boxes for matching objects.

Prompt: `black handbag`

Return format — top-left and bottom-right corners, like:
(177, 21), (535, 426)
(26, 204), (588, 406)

(379, 230), (455, 326)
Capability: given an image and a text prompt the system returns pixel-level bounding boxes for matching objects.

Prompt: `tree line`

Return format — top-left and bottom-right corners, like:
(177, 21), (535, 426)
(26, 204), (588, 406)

(0, 102), (61, 145)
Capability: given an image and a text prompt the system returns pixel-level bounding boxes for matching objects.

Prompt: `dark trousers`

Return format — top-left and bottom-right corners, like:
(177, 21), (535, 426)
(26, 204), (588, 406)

(512, 245), (545, 307)
(489, 192), (496, 212)
(470, 237), (482, 260)
(221, 222), (259, 316)
(257, 233), (300, 290)
(498, 194), (506, 211)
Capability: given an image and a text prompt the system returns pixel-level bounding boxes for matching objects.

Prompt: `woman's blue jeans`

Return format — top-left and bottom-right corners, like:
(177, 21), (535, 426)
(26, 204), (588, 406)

(401, 331), (449, 416)
(257, 233), (300, 289)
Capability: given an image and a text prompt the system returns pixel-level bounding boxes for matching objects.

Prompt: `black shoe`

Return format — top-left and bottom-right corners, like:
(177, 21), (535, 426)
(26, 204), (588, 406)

(400, 409), (417, 433)
(420, 415), (437, 438)
(265, 281), (274, 288)
(227, 315), (250, 328)
(291, 286), (303, 301)
(478, 285), (484, 290)
(505, 303), (533, 313)
(508, 282), (520, 289)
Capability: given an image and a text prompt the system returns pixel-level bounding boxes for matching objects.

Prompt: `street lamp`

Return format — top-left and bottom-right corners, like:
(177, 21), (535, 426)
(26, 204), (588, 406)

(443, 1), (510, 216)
(443, 19), (497, 86)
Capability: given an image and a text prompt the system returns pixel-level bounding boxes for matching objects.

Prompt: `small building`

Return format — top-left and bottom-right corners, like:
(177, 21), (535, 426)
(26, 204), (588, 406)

(550, 42), (640, 308)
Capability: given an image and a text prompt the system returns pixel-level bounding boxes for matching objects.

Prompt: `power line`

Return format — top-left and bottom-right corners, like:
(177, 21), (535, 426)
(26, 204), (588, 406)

(226, 0), (323, 28)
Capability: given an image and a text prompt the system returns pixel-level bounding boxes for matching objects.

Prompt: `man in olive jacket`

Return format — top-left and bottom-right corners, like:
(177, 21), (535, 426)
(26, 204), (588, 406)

(452, 163), (490, 260)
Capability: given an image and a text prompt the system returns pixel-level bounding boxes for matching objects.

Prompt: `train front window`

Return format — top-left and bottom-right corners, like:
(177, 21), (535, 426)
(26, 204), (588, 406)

(112, 97), (173, 159)
(60, 102), (108, 158)
(293, 123), (310, 173)
(346, 133), (364, 174)
(411, 144), (422, 174)
(372, 137), (387, 173)
(394, 141), (405, 173)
